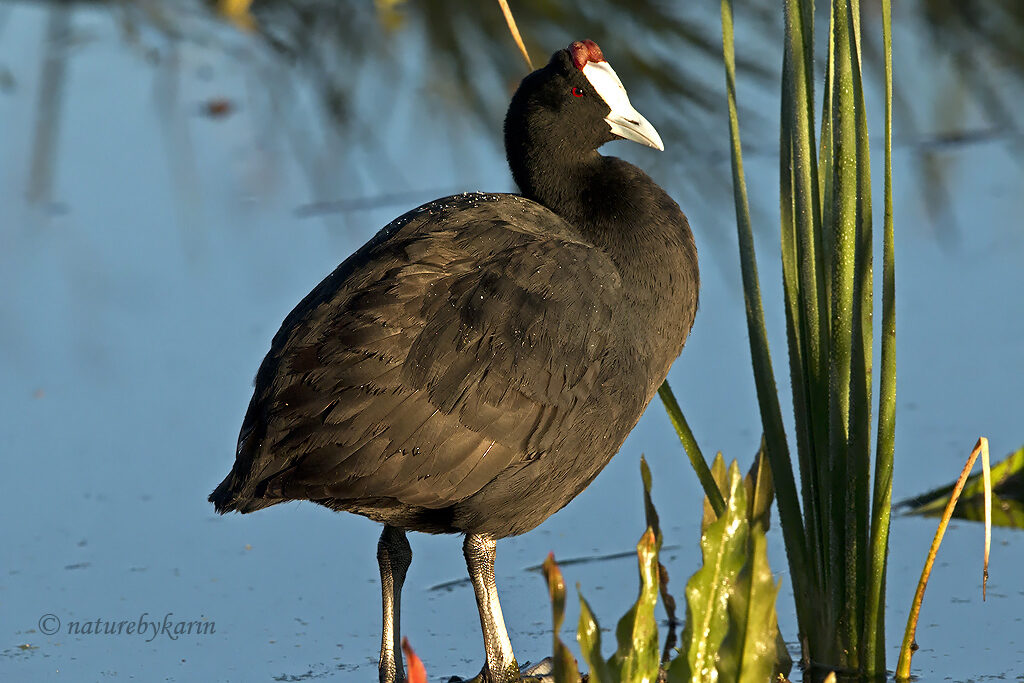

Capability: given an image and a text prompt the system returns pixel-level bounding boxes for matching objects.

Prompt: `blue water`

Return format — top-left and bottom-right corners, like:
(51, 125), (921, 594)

(2, 2), (1022, 681)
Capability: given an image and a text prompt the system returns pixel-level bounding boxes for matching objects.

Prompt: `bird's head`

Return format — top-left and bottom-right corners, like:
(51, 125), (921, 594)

(504, 39), (664, 163)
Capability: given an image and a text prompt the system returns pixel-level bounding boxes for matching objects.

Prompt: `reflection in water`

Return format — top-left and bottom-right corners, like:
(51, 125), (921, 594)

(911, 1), (1024, 246)
(26, 5), (70, 206)
(899, 445), (1024, 529)
(9, 0), (1024, 233)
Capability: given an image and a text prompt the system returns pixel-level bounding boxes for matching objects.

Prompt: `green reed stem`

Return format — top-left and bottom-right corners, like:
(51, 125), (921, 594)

(863, 0), (894, 672)
(720, 0), (812, 635)
(658, 382), (726, 517)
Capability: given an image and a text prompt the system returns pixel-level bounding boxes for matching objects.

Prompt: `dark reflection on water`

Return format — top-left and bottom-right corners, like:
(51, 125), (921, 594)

(899, 445), (1024, 529)
(10, 0), (1024, 231)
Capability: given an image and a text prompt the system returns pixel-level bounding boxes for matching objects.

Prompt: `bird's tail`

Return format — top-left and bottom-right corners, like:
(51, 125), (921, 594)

(208, 475), (239, 513)
(208, 472), (277, 514)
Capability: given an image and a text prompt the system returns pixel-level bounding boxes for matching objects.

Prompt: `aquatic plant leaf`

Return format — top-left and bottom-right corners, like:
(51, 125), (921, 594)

(659, 382), (727, 518)
(716, 532), (779, 683)
(701, 452), (729, 533)
(898, 444), (1024, 528)
(659, 560), (680, 668)
(742, 443), (789, 675)
(744, 441), (775, 532)
(641, 455), (663, 549)
(578, 590), (612, 683)
(772, 629), (793, 680)
(668, 462), (749, 683)
(866, 0), (896, 669)
(608, 527), (661, 683)
(942, 495), (1024, 528)
(542, 554), (582, 683)
(641, 457), (679, 665)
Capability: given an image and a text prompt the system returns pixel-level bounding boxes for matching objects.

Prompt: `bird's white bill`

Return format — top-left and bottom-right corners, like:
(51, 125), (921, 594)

(582, 60), (665, 151)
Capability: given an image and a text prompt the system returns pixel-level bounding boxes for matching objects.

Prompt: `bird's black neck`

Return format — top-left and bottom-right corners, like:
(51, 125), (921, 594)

(505, 140), (699, 390)
(507, 143), (694, 282)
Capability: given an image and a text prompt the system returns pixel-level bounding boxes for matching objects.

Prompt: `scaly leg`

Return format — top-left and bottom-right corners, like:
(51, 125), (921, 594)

(463, 533), (520, 683)
(378, 525), (412, 683)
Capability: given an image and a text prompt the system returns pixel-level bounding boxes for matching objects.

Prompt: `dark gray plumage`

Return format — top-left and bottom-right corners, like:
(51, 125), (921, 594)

(211, 40), (698, 683)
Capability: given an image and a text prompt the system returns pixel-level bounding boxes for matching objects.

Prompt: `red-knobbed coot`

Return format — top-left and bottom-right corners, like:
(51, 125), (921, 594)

(210, 39), (698, 683)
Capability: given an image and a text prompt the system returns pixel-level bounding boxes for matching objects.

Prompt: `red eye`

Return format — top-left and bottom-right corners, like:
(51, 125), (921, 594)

(571, 87), (584, 98)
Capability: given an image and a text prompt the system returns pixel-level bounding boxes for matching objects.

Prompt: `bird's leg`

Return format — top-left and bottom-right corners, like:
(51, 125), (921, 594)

(463, 533), (520, 683)
(377, 525), (412, 683)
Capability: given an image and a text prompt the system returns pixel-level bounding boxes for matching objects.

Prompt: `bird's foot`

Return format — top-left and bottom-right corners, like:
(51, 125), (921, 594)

(520, 658), (555, 681)
(447, 657), (557, 683)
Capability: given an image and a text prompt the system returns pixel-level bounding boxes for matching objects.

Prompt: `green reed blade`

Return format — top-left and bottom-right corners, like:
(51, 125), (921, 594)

(720, 0), (811, 636)
(864, 0), (895, 671)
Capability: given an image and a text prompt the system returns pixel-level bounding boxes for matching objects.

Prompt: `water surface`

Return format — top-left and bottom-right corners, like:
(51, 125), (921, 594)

(2, 2), (1022, 681)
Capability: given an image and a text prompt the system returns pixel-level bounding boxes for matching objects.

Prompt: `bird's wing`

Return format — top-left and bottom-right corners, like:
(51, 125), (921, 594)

(229, 195), (628, 509)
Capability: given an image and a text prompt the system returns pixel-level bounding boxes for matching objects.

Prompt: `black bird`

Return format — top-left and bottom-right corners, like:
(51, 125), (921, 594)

(210, 39), (698, 683)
